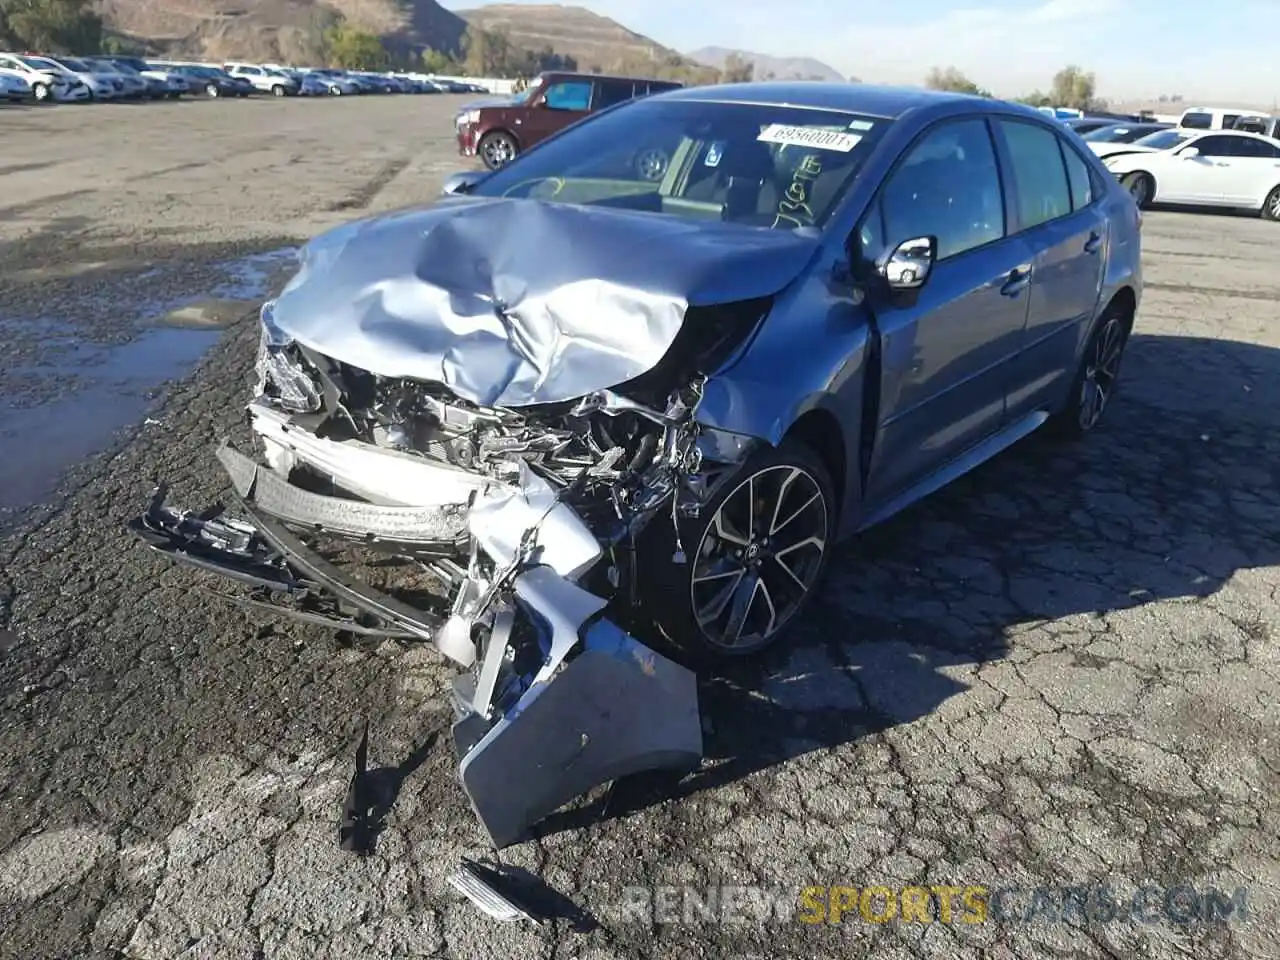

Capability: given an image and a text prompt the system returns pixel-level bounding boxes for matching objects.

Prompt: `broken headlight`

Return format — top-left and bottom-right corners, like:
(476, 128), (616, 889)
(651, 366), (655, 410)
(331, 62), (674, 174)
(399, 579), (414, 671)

(254, 300), (322, 414)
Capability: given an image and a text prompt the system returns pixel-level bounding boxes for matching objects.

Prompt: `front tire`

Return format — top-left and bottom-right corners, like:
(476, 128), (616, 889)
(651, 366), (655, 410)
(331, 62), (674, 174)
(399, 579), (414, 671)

(32, 82), (49, 102)
(205, 83), (219, 98)
(271, 84), (286, 97)
(479, 131), (518, 170)
(1050, 306), (1131, 439)
(1262, 186), (1280, 222)
(640, 439), (836, 665)
(1122, 171), (1154, 209)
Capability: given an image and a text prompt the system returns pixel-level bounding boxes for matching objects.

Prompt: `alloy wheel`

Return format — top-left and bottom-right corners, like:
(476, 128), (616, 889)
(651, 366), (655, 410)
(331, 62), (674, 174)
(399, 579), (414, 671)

(481, 135), (515, 168)
(635, 147), (670, 182)
(1266, 189), (1280, 221)
(690, 465), (829, 652)
(1077, 316), (1127, 431)
(33, 83), (49, 102)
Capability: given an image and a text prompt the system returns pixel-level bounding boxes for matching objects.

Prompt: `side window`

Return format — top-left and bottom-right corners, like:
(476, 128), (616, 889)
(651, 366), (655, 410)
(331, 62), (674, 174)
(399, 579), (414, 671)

(998, 119), (1073, 230)
(542, 80), (592, 111)
(1180, 112), (1212, 129)
(593, 79), (635, 109)
(877, 118), (1005, 261)
(1059, 141), (1095, 210)
(1232, 137), (1280, 158)
(1194, 136), (1235, 157)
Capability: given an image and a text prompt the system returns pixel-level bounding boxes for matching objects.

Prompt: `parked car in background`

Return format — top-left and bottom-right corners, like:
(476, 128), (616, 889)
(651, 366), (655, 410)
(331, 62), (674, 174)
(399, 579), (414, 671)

(1178, 106), (1269, 130)
(20, 54), (117, 99)
(306, 68), (361, 95)
(1065, 116), (1123, 136)
(166, 64), (245, 98)
(1101, 128), (1280, 219)
(83, 57), (159, 99)
(1080, 121), (1171, 146)
(224, 63), (299, 97)
(108, 56), (188, 97)
(0, 54), (90, 101)
(457, 71), (685, 169)
(0, 67), (29, 102)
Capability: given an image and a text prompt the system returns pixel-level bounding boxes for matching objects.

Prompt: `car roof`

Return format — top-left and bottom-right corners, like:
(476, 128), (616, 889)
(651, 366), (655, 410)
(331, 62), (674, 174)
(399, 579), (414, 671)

(655, 81), (992, 118)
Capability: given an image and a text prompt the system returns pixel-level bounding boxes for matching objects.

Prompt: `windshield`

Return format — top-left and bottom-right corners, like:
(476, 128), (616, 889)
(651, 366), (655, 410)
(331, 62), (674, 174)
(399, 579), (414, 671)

(1133, 129), (1193, 150)
(1084, 124), (1162, 143)
(21, 56), (63, 71)
(87, 60), (120, 73)
(55, 57), (91, 72)
(471, 99), (892, 230)
(108, 61), (140, 74)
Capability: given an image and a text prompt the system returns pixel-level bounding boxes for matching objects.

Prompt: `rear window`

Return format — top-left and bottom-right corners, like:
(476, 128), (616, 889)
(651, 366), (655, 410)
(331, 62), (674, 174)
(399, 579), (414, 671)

(1180, 112), (1213, 129)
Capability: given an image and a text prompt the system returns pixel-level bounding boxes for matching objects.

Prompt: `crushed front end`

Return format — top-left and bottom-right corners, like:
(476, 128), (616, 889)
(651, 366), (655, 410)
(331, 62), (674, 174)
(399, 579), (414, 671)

(129, 317), (754, 848)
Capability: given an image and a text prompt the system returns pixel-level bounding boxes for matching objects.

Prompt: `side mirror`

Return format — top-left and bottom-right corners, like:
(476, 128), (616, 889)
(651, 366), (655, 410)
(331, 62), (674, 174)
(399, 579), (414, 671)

(881, 236), (937, 291)
(441, 170), (485, 196)
(1178, 147), (1200, 159)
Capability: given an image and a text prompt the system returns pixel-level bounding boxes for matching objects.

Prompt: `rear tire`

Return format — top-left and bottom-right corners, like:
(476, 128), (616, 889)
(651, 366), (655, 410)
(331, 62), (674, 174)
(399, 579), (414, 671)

(1049, 305), (1132, 440)
(1262, 186), (1280, 221)
(637, 439), (836, 667)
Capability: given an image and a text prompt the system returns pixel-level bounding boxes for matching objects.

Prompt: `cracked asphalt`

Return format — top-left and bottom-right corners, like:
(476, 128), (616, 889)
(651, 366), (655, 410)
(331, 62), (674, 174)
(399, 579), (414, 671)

(1, 97), (1278, 960)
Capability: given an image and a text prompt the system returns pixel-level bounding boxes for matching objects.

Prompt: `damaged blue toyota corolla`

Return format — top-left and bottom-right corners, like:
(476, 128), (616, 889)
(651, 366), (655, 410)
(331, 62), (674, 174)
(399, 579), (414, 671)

(131, 82), (1142, 853)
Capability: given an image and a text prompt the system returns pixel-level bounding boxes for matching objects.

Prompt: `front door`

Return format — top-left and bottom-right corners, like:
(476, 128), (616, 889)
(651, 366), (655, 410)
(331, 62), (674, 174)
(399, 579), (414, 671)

(1159, 135), (1234, 203)
(861, 117), (1033, 505)
(520, 79), (593, 148)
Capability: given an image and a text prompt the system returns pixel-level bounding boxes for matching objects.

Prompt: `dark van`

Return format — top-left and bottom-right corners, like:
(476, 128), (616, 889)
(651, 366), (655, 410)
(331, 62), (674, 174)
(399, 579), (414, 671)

(455, 71), (684, 170)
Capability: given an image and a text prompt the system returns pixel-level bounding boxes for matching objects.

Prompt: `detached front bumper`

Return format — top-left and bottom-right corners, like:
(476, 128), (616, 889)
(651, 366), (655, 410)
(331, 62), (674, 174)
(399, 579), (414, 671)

(129, 405), (703, 848)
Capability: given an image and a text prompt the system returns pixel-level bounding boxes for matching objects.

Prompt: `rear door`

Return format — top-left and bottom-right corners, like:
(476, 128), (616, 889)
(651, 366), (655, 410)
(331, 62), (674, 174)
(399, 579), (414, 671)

(860, 116), (1035, 503)
(993, 117), (1108, 418)
(1217, 135), (1280, 205)
(593, 78), (637, 110)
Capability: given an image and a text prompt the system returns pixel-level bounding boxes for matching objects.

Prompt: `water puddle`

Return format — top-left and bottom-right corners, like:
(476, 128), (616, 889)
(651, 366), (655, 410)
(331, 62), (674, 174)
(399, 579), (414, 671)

(0, 246), (298, 517)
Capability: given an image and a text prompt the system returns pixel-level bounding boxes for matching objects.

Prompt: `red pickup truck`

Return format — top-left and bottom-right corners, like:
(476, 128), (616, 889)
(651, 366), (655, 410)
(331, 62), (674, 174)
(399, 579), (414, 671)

(455, 71), (684, 170)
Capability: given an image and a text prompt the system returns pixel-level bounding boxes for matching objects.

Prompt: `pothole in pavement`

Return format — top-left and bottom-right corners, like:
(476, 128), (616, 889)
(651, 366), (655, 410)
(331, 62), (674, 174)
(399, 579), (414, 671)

(0, 246), (298, 517)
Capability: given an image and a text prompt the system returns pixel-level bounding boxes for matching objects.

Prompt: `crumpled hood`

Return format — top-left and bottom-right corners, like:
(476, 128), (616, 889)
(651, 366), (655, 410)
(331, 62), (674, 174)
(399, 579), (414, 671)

(267, 197), (820, 407)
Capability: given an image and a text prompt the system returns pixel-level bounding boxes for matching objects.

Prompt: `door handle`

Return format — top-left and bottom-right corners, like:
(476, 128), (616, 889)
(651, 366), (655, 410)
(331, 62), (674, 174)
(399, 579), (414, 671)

(999, 265), (1033, 297)
(1084, 232), (1103, 254)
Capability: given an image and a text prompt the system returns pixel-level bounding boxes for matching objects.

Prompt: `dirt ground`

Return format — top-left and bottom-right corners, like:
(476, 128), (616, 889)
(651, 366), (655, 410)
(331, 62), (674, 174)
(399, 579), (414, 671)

(0, 96), (1277, 960)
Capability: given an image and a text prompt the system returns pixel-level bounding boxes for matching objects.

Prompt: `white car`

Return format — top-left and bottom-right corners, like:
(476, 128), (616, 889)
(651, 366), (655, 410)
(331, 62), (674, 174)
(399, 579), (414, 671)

(0, 68), (30, 101)
(224, 63), (299, 96)
(0, 53), (91, 102)
(1102, 129), (1280, 220)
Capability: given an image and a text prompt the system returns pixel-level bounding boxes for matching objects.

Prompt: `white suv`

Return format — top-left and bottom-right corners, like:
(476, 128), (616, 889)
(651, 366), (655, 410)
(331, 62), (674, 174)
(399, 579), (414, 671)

(223, 63), (299, 97)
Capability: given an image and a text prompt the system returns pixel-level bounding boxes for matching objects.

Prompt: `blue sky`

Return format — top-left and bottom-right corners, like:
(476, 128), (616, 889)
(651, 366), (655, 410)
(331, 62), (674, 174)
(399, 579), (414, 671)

(441, 1), (1280, 104)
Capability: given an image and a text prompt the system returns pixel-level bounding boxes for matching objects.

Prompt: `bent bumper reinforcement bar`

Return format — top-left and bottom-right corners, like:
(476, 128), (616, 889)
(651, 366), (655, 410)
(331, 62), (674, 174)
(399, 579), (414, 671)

(128, 462), (704, 850)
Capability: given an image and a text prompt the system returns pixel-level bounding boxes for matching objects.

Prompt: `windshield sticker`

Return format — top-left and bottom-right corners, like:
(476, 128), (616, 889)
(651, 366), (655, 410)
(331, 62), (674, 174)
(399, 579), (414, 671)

(758, 124), (862, 152)
(847, 119), (875, 132)
(704, 141), (724, 167)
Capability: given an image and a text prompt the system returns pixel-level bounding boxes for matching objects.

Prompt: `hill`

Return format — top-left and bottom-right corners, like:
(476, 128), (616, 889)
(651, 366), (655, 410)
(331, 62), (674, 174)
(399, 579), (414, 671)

(456, 3), (714, 79)
(94, 0), (467, 63)
(687, 46), (845, 82)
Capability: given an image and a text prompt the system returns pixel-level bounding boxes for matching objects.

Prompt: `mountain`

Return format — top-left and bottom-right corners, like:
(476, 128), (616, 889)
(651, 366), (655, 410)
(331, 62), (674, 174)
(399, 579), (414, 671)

(95, 0), (467, 63)
(687, 46), (845, 83)
(457, 4), (709, 76)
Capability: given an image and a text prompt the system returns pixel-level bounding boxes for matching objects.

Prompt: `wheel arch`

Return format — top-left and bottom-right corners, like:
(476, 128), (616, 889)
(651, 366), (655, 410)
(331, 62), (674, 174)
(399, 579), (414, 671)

(480, 126), (522, 150)
(782, 407), (847, 527)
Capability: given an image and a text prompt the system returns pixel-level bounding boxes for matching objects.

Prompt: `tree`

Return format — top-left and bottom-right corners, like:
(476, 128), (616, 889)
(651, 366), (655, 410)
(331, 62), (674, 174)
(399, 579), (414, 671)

(324, 22), (388, 70)
(1016, 90), (1053, 107)
(421, 48), (455, 74)
(1049, 65), (1097, 110)
(925, 66), (991, 97)
(720, 52), (753, 83)
(0, 0), (102, 53)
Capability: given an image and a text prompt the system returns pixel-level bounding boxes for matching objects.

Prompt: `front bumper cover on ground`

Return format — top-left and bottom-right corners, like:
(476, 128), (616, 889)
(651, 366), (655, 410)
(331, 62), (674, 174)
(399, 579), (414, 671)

(128, 447), (703, 849)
